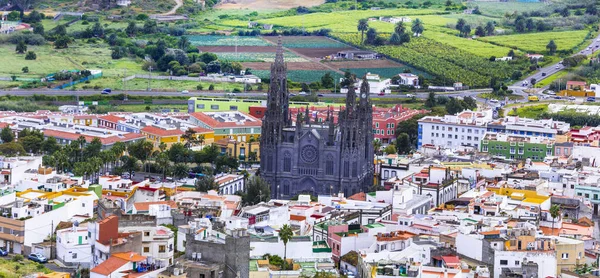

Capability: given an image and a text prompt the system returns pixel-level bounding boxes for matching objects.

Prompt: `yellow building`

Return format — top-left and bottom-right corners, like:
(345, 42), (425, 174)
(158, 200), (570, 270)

(214, 137), (260, 162)
(555, 237), (585, 275)
(141, 126), (185, 149)
(189, 127), (215, 147)
(189, 111), (261, 143)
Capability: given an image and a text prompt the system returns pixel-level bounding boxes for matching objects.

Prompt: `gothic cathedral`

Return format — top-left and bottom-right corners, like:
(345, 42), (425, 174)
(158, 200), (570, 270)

(260, 37), (374, 199)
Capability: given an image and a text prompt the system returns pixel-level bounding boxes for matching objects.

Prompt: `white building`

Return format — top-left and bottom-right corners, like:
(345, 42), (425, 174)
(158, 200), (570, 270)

(215, 174), (245, 195)
(0, 156), (42, 186)
(418, 109), (493, 149)
(341, 73), (391, 95)
(56, 223), (92, 268)
(397, 73), (419, 88)
(119, 225), (175, 267)
(98, 175), (133, 191)
(0, 188), (98, 254)
(493, 250), (557, 278)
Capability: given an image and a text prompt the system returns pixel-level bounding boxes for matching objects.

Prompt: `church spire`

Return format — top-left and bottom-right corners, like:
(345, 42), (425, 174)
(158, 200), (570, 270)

(345, 82), (357, 113)
(360, 74), (370, 106)
(275, 36), (284, 66)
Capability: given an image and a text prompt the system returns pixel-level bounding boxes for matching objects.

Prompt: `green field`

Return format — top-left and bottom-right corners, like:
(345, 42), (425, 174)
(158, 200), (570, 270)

(84, 77), (245, 92)
(424, 31), (514, 57)
(478, 30), (592, 53)
(0, 256), (51, 278)
(215, 52), (307, 62)
(278, 36), (349, 48)
(256, 8), (444, 32)
(507, 104), (549, 118)
(470, 2), (547, 17)
(535, 70), (568, 88)
(186, 35), (271, 46)
(253, 69), (342, 83)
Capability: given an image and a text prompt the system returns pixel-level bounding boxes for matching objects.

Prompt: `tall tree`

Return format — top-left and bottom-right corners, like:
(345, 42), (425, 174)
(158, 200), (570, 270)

(445, 97), (464, 115)
(195, 175), (218, 192)
(546, 40), (557, 55)
(239, 176), (270, 206)
(120, 155), (139, 178)
(91, 22), (105, 37)
(125, 21), (137, 37)
(365, 28), (378, 45)
(178, 36), (190, 50)
(425, 92), (437, 108)
(455, 18), (466, 32)
(484, 21), (495, 36)
(357, 19), (369, 44)
(0, 127), (14, 143)
(394, 21), (406, 35)
(474, 26), (485, 37)
(279, 224), (294, 271)
(396, 133), (412, 154)
(16, 41), (27, 54)
(461, 24), (471, 37)
(155, 152), (171, 179)
(411, 18), (424, 36)
(128, 140), (154, 172)
(173, 163), (190, 181)
(549, 204), (561, 235)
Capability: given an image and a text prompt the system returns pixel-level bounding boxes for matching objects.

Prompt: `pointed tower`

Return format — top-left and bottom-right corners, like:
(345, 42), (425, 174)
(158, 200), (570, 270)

(260, 36), (289, 186)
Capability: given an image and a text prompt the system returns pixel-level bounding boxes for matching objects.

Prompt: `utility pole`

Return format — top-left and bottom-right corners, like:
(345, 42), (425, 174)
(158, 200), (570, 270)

(147, 66), (153, 91)
(51, 220), (54, 259)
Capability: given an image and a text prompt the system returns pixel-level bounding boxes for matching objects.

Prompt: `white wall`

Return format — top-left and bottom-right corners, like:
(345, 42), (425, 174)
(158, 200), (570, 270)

(419, 122), (486, 150)
(250, 240), (331, 260)
(493, 251), (556, 278)
(57, 242), (92, 267)
(456, 233), (483, 261)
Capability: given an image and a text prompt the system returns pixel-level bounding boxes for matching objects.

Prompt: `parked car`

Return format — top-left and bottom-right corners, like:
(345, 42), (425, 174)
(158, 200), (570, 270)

(0, 248), (7, 256)
(28, 253), (47, 263)
(587, 97), (596, 102)
(568, 96), (576, 101)
(101, 88), (111, 94)
(489, 99), (499, 103)
(554, 96), (562, 100)
(378, 92), (385, 96)
(317, 94), (324, 97)
(181, 90), (189, 94)
(289, 93), (296, 97)
(406, 94), (415, 97)
(299, 92), (307, 96)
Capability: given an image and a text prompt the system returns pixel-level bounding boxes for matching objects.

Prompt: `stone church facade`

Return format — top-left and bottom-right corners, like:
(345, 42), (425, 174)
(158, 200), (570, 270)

(260, 37), (374, 199)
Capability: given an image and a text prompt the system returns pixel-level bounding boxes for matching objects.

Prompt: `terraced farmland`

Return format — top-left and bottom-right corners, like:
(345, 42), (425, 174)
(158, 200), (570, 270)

(186, 35), (271, 46)
(477, 30), (592, 53)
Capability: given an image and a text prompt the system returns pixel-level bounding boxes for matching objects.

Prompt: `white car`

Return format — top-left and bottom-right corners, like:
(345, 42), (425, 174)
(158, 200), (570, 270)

(299, 92), (308, 96)
(406, 94), (414, 97)
(181, 90), (189, 94)
(568, 96), (576, 101)
(555, 65), (560, 69)
(489, 99), (499, 103)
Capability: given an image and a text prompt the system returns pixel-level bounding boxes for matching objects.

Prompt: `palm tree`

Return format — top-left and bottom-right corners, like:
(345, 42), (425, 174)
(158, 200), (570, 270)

(394, 21), (406, 35)
(411, 18), (424, 36)
(279, 224), (294, 270)
(159, 142), (167, 153)
(357, 19), (369, 44)
(198, 134), (205, 148)
(75, 136), (87, 162)
(373, 140), (382, 155)
(182, 128), (197, 148)
(155, 152), (171, 179)
(549, 204), (561, 235)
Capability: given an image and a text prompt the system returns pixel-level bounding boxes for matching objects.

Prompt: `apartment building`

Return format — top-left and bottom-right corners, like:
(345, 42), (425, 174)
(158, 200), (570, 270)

(480, 132), (555, 161)
(418, 110), (492, 149)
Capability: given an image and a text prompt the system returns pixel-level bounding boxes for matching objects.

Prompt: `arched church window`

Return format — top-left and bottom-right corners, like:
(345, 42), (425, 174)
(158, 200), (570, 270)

(283, 152), (291, 172)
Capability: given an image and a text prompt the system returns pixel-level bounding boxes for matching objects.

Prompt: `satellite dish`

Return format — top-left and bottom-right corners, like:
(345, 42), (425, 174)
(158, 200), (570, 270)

(73, 220), (79, 227)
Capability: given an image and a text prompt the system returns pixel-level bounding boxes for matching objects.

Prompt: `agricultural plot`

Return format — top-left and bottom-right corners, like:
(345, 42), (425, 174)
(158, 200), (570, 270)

(333, 33), (514, 87)
(325, 59), (405, 69)
(424, 31), (515, 58)
(477, 30), (591, 53)
(215, 52), (307, 62)
(197, 46), (277, 52)
(256, 9), (444, 32)
(186, 35), (271, 46)
(263, 36), (350, 48)
(291, 48), (354, 58)
(341, 67), (430, 78)
(253, 70), (342, 83)
(242, 62), (330, 70)
(472, 1), (546, 17)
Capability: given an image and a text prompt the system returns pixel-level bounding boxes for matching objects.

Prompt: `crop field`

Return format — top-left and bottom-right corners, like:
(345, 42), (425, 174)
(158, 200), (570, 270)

(325, 59), (404, 69)
(256, 9), (444, 32)
(340, 67), (430, 78)
(186, 35), (271, 46)
(197, 46), (277, 52)
(424, 31), (515, 57)
(291, 47), (354, 58)
(242, 62), (330, 70)
(263, 36), (350, 48)
(253, 70), (342, 83)
(334, 33), (513, 87)
(215, 52), (307, 62)
(472, 1), (546, 17)
(477, 30), (591, 53)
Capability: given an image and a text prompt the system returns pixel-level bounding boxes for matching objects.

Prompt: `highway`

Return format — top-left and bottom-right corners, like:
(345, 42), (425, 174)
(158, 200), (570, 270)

(0, 89), (486, 99)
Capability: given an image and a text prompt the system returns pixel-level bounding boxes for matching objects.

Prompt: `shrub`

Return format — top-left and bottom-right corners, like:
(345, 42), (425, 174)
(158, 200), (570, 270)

(12, 254), (23, 262)
(25, 51), (37, 60)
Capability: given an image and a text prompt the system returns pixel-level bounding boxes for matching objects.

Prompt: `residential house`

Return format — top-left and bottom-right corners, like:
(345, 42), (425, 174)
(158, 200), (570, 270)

(56, 223), (92, 268)
(397, 73), (419, 87)
(141, 126), (184, 149)
(91, 252), (164, 278)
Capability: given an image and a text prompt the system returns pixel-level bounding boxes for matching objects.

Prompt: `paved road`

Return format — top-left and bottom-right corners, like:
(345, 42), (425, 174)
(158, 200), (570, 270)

(514, 32), (600, 88)
(0, 89), (488, 99)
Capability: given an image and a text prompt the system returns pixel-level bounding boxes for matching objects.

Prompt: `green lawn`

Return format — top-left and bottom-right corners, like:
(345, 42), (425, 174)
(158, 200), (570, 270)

(84, 76), (245, 91)
(535, 70), (568, 88)
(0, 257), (51, 278)
(507, 104), (549, 118)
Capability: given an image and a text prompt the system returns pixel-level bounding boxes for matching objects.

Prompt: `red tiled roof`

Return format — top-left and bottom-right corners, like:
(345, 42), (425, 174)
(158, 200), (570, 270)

(191, 126), (213, 134)
(442, 256), (460, 265)
(133, 201), (177, 211)
(91, 256), (129, 275)
(348, 192), (366, 201)
(0, 122), (10, 129)
(113, 252), (146, 262)
(100, 115), (124, 123)
(190, 112), (262, 128)
(43, 129), (144, 146)
(290, 215), (306, 221)
(141, 126), (184, 137)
